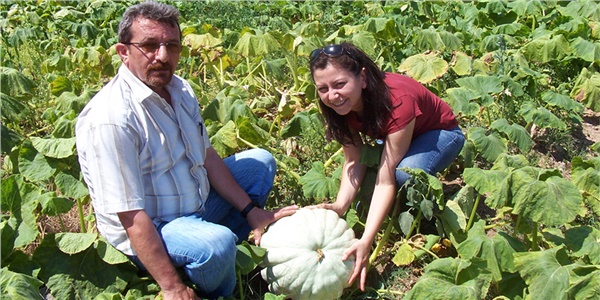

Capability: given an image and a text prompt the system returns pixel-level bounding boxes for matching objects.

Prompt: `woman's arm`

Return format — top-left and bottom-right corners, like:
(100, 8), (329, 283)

(345, 118), (415, 290)
(321, 133), (367, 216)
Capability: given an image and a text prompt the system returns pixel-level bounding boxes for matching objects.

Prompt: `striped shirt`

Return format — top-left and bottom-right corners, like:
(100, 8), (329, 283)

(76, 65), (211, 255)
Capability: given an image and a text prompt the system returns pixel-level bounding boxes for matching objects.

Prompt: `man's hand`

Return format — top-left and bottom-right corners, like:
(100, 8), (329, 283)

(246, 205), (298, 245)
(161, 285), (200, 300)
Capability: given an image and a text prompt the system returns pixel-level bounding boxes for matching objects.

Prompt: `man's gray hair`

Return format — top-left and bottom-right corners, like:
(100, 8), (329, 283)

(118, 1), (181, 43)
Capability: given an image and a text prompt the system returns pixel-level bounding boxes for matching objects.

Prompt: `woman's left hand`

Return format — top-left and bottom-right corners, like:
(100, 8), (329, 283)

(343, 237), (372, 291)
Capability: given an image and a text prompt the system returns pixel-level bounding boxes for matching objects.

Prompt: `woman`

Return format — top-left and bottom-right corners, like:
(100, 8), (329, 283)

(309, 42), (464, 290)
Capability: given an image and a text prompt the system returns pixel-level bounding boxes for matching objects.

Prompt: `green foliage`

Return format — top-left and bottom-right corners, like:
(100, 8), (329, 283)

(1, 0), (599, 299)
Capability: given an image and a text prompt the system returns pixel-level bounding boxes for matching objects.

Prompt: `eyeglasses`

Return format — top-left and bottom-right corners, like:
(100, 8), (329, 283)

(309, 44), (357, 62)
(124, 42), (182, 54)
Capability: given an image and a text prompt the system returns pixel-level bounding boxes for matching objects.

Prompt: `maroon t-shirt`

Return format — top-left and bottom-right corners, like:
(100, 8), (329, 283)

(348, 73), (458, 140)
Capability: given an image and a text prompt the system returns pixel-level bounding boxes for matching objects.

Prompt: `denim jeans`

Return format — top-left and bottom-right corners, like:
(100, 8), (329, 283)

(395, 126), (465, 186)
(130, 148), (276, 298)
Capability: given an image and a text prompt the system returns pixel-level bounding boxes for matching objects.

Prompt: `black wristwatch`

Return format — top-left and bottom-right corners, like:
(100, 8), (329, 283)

(240, 201), (259, 218)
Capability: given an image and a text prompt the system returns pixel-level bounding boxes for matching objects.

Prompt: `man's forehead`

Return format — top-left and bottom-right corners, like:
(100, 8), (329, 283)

(130, 18), (179, 39)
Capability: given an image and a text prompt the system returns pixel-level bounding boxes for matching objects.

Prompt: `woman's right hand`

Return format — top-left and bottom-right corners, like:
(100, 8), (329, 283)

(312, 201), (347, 217)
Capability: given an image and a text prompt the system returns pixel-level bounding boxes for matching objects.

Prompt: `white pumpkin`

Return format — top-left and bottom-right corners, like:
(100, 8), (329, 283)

(259, 208), (357, 300)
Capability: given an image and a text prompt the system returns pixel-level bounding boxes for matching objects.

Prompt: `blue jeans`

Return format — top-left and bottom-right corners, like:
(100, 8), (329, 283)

(131, 148), (276, 298)
(395, 126), (465, 186)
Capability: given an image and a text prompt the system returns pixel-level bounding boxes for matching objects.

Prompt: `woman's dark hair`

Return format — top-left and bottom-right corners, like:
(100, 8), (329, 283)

(309, 42), (391, 145)
(118, 1), (181, 43)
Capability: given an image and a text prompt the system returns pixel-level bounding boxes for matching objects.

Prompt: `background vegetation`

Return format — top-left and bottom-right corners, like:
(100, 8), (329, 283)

(1, 0), (599, 299)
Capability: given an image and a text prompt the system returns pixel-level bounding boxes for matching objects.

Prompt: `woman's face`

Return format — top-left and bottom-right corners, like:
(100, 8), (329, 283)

(312, 63), (367, 116)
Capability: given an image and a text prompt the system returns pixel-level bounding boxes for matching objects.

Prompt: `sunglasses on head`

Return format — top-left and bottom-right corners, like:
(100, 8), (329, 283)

(309, 44), (357, 62)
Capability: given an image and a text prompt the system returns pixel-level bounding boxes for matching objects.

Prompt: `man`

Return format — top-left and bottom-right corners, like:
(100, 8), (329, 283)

(75, 2), (297, 299)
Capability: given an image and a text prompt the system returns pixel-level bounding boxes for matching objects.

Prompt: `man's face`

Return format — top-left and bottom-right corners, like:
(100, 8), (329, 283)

(117, 18), (181, 92)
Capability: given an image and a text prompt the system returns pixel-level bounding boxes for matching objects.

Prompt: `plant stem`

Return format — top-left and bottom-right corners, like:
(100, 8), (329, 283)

(530, 222), (539, 251)
(324, 146), (343, 169)
(465, 194), (481, 232)
(410, 243), (439, 259)
(237, 270), (244, 300)
(368, 199), (401, 265)
(77, 196), (87, 233)
(406, 210), (422, 238)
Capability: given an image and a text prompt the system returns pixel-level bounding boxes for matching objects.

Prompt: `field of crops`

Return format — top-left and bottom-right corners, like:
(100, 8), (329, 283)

(2, 0), (600, 299)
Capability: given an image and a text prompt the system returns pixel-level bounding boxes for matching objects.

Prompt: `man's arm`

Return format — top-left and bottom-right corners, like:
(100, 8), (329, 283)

(118, 210), (199, 300)
(203, 147), (296, 243)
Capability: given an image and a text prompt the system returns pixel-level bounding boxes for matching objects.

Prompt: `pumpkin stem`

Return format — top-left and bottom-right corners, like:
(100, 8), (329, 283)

(316, 248), (324, 261)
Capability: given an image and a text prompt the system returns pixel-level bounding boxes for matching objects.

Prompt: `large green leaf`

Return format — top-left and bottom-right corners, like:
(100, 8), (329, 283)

(567, 267), (600, 300)
(1, 124), (23, 154)
(463, 168), (508, 195)
(511, 167), (584, 226)
(404, 257), (492, 300)
(570, 37), (600, 63)
(236, 241), (266, 275)
(54, 171), (89, 199)
(571, 68), (600, 112)
(455, 75), (504, 103)
(571, 156), (600, 202)
(55, 232), (97, 255)
(209, 120), (238, 157)
(2, 176), (41, 249)
(39, 193), (73, 216)
(521, 34), (570, 63)
(541, 90), (585, 115)
(0, 267), (43, 300)
(467, 127), (507, 163)
(1, 92), (27, 123)
(0, 67), (35, 96)
(397, 52), (449, 84)
(457, 221), (526, 282)
(490, 119), (533, 152)
(565, 226), (600, 265)
(518, 101), (567, 130)
(33, 234), (135, 300)
(513, 246), (574, 300)
(298, 161), (340, 199)
(18, 140), (57, 182)
(234, 31), (281, 57)
(30, 137), (76, 159)
(236, 116), (268, 145)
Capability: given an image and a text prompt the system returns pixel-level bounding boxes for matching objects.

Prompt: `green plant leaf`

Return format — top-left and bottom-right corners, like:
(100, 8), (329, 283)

(33, 233), (134, 300)
(18, 140), (56, 182)
(404, 257), (492, 300)
(298, 162), (339, 199)
(518, 101), (567, 130)
(398, 211), (414, 236)
(55, 232), (97, 255)
(463, 168), (508, 195)
(237, 241), (266, 275)
(521, 34), (570, 63)
(440, 200), (467, 235)
(565, 226), (600, 265)
(511, 167), (584, 226)
(209, 120), (238, 157)
(54, 171), (89, 200)
(513, 246), (573, 300)
(467, 127), (507, 163)
(397, 52), (449, 84)
(570, 68), (600, 111)
(566, 267), (600, 300)
(457, 221), (526, 282)
(450, 51), (473, 76)
(571, 156), (600, 202)
(95, 238), (129, 265)
(0, 67), (35, 96)
(571, 37), (600, 63)
(392, 243), (415, 266)
(30, 137), (76, 159)
(490, 119), (534, 152)
(0, 267), (44, 300)
(39, 193), (73, 216)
